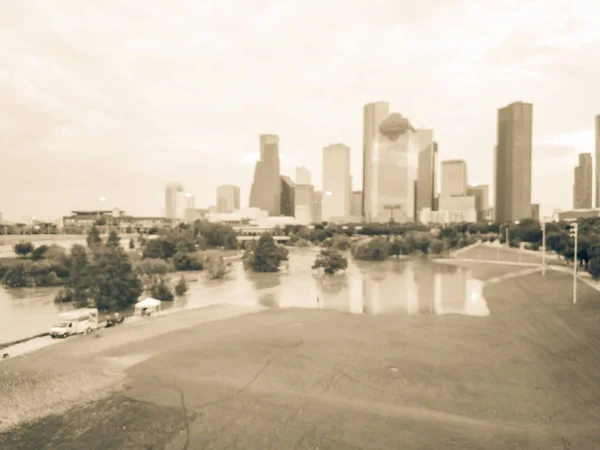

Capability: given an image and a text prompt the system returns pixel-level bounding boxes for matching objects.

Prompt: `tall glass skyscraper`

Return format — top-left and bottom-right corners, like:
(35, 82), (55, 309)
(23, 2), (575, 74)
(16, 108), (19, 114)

(249, 134), (281, 216)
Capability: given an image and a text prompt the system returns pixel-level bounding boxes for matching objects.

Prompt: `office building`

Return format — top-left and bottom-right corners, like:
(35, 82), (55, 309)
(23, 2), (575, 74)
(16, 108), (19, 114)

(574, 153), (593, 209)
(185, 193), (195, 210)
(312, 191), (322, 223)
(280, 176), (295, 217)
(295, 184), (314, 225)
(368, 113), (419, 223)
(296, 166), (311, 185)
(466, 184), (490, 222)
(249, 134), (281, 216)
(531, 204), (540, 221)
(495, 101), (533, 222)
(165, 182), (184, 220)
(441, 160), (467, 197)
(351, 191), (363, 217)
(217, 185), (240, 213)
(415, 129), (437, 215)
(362, 101), (390, 219)
(596, 115), (600, 207)
(322, 144), (351, 222)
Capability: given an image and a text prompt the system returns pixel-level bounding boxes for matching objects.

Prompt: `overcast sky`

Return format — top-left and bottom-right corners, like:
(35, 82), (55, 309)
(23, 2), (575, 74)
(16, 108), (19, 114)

(1, 0), (599, 221)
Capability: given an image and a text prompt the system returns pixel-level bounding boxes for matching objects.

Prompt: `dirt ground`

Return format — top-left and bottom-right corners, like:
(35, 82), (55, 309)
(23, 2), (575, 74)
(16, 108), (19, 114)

(1, 267), (600, 449)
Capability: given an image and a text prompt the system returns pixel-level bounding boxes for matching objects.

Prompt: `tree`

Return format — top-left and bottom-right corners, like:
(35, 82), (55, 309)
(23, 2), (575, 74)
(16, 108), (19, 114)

(13, 241), (34, 257)
(86, 226), (102, 247)
(588, 256), (600, 280)
(429, 239), (446, 255)
(312, 248), (348, 274)
(30, 245), (49, 261)
(150, 276), (174, 301)
(244, 233), (289, 272)
(129, 238), (135, 249)
(173, 252), (203, 271)
(175, 276), (188, 296)
(351, 237), (389, 261)
(205, 256), (232, 279)
(388, 239), (406, 259)
(106, 230), (121, 249)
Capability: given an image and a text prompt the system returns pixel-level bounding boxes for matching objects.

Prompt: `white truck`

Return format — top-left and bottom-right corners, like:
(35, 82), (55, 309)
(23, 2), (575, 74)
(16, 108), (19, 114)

(49, 308), (99, 338)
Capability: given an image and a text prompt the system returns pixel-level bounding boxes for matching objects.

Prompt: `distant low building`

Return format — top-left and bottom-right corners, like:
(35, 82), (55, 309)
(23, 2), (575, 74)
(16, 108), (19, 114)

(61, 210), (171, 232)
(555, 208), (600, 222)
(184, 208), (209, 224)
(207, 207), (268, 225)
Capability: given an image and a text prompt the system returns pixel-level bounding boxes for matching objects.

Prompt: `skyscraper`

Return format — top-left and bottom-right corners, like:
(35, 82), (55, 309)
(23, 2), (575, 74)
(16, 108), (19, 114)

(466, 184), (490, 221)
(185, 193), (195, 209)
(217, 185), (240, 213)
(595, 115), (600, 207)
(249, 134), (281, 216)
(351, 191), (363, 217)
(574, 153), (593, 209)
(362, 101), (390, 220)
(441, 160), (467, 197)
(295, 184), (314, 225)
(322, 144), (351, 222)
(280, 176), (295, 217)
(312, 191), (322, 223)
(165, 182), (184, 219)
(369, 113), (419, 223)
(495, 101), (533, 222)
(296, 166), (311, 185)
(415, 129), (436, 215)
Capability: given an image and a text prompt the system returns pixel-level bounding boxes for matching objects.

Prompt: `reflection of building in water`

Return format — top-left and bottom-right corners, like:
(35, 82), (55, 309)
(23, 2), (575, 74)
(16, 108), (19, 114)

(413, 259), (436, 314)
(362, 278), (381, 314)
(349, 277), (364, 314)
(318, 275), (350, 313)
(434, 266), (468, 314)
(362, 262), (422, 314)
(462, 279), (490, 316)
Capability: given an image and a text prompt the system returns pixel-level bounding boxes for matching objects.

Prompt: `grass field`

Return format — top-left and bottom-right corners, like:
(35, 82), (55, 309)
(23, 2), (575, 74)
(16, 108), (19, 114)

(457, 244), (545, 264)
(1, 268), (600, 449)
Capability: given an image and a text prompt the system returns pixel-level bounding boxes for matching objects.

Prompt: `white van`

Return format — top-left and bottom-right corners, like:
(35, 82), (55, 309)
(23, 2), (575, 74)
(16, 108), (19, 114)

(49, 308), (99, 338)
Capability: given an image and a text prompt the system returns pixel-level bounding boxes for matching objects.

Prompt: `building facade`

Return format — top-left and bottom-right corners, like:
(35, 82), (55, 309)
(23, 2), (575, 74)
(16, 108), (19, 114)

(438, 195), (477, 223)
(296, 166), (311, 185)
(362, 101), (390, 220)
(280, 176), (295, 217)
(322, 144), (351, 222)
(369, 113), (419, 223)
(217, 185), (240, 213)
(351, 191), (363, 217)
(165, 182), (184, 219)
(312, 191), (322, 223)
(574, 153), (593, 209)
(294, 184), (314, 225)
(595, 115), (600, 207)
(531, 204), (540, 221)
(249, 134), (281, 216)
(495, 102), (533, 222)
(415, 129), (437, 215)
(441, 159), (467, 197)
(466, 184), (490, 222)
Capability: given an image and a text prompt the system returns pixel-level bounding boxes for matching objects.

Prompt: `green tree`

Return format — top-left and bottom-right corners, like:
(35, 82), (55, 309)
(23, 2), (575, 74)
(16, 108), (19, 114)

(13, 241), (34, 257)
(388, 239), (406, 259)
(205, 256), (232, 279)
(150, 276), (174, 301)
(429, 239), (446, 255)
(244, 233), (289, 272)
(30, 244), (49, 261)
(175, 276), (188, 296)
(351, 237), (389, 261)
(106, 230), (121, 249)
(312, 248), (348, 274)
(588, 256), (600, 280)
(86, 226), (102, 247)
(173, 252), (203, 271)
(129, 238), (135, 249)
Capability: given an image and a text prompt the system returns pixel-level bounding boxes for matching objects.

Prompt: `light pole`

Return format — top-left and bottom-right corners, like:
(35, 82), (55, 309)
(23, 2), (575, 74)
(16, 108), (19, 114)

(570, 222), (578, 304)
(540, 220), (546, 276)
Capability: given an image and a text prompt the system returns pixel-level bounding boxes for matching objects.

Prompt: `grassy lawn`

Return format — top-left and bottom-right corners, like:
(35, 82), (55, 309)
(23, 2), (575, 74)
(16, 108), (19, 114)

(458, 244), (544, 264)
(446, 260), (535, 281)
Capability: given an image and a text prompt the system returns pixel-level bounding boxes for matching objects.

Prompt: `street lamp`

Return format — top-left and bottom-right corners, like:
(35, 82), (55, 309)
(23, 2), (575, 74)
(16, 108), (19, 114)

(570, 222), (578, 304)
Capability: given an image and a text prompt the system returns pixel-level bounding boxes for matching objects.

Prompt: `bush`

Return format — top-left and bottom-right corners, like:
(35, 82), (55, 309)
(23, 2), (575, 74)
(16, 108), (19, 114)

(13, 241), (34, 257)
(351, 237), (389, 261)
(135, 258), (172, 276)
(30, 245), (49, 261)
(244, 233), (289, 273)
(173, 252), (203, 271)
(429, 239), (446, 255)
(205, 256), (232, 280)
(175, 276), (188, 296)
(388, 239), (407, 258)
(294, 238), (312, 248)
(129, 238), (135, 249)
(149, 276), (174, 301)
(312, 248), (348, 275)
(331, 234), (351, 251)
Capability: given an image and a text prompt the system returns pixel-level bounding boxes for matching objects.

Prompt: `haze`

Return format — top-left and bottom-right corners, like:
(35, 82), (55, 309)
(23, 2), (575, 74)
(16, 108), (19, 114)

(1, 0), (599, 221)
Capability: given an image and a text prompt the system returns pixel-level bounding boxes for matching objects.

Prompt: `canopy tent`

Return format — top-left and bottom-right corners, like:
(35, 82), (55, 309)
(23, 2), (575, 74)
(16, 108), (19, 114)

(134, 297), (162, 315)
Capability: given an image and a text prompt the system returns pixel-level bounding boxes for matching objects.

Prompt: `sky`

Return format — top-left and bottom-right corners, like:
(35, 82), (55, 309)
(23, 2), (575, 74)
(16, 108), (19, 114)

(1, 0), (599, 222)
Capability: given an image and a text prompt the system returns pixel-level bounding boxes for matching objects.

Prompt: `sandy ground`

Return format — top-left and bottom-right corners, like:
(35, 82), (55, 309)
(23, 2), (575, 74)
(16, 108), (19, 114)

(1, 264), (600, 449)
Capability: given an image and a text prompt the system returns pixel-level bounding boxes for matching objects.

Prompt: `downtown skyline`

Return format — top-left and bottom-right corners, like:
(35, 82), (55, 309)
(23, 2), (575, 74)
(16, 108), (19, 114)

(1, 1), (600, 222)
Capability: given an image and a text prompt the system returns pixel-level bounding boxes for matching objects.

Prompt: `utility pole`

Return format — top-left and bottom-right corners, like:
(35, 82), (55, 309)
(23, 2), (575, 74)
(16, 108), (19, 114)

(570, 222), (578, 304)
(541, 220), (546, 276)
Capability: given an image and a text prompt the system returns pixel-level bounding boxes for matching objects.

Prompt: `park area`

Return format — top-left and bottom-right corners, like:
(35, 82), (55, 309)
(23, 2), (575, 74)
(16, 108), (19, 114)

(1, 261), (600, 449)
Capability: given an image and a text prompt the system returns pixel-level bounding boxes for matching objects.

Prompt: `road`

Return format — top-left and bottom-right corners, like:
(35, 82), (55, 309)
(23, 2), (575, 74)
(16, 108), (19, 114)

(1, 269), (600, 449)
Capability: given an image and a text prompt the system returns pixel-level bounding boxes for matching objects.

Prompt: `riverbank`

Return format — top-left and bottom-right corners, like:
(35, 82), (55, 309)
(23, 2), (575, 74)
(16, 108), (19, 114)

(2, 267), (600, 449)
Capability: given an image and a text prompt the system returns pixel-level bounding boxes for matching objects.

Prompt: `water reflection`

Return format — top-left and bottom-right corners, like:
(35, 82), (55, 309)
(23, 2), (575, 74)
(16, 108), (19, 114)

(0, 250), (489, 344)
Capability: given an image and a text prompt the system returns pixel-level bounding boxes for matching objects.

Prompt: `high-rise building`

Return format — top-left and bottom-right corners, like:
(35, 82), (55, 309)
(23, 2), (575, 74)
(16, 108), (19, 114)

(322, 144), (351, 222)
(466, 184), (490, 222)
(185, 193), (195, 209)
(495, 101), (533, 222)
(249, 134), (281, 216)
(295, 184), (314, 225)
(415, 129), (436, 215)
(351, 191), (363, 217)
(217, 185), (240, 213)
(362, 101), (390, 220)
(312, 191), (322, 223)
(369, 113), (419, 223)
(296, 166), (311, 185)
(574, 153), (593, 209)
(441, 160), (467, 197)
(531, 204), (540, 221)
(595, 115), (600, 206)
(280, 176), (295, 217)
(165, 182), (184, 219)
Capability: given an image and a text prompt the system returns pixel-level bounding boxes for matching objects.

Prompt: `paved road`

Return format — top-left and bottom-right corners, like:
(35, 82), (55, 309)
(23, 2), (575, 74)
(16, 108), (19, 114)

(1, 270), (600, 449)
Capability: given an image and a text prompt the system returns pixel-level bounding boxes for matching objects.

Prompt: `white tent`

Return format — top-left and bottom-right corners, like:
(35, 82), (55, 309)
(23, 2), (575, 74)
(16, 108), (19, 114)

(134, 297), (162, 315)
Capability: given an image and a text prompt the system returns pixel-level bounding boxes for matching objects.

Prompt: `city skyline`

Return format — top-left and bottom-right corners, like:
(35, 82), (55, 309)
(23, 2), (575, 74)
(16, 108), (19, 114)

(2, 1), (600, 221)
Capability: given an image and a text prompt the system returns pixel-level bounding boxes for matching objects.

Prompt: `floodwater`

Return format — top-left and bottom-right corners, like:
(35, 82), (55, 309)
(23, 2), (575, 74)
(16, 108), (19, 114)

(0, 250), (489, 344)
